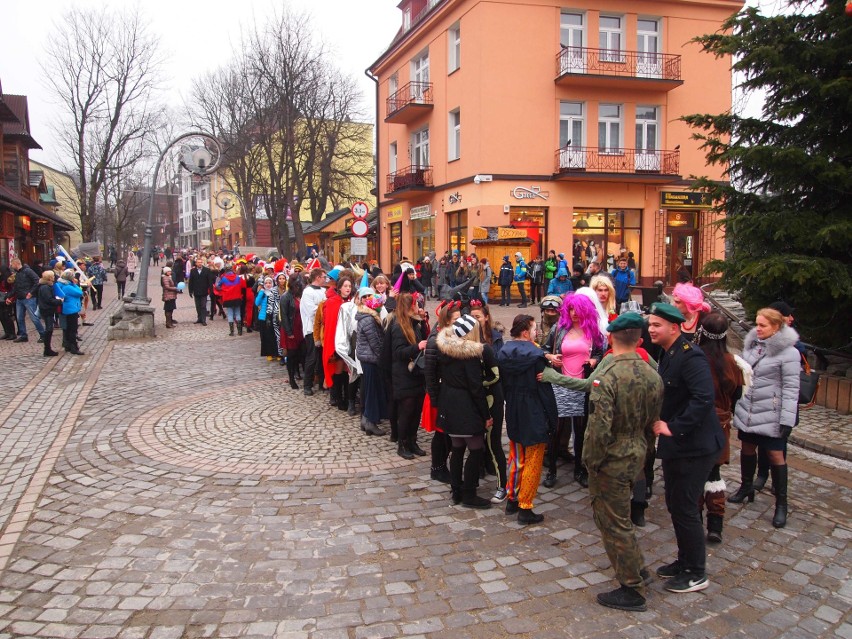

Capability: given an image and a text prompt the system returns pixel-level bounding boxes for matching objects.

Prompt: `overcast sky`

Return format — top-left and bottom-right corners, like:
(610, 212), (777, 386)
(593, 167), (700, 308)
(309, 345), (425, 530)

(2, 0), (781, 171)
(1, 0), (401, 169)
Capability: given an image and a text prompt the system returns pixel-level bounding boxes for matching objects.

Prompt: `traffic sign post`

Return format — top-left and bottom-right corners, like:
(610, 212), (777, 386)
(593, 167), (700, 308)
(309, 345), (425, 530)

(351, 201), (369, 219)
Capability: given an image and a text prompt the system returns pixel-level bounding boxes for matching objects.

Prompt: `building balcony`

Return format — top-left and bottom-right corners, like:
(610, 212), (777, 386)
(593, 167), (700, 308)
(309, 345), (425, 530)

(385, 165), (433, 198)
(554, 146), (680, 182)
(385, 81), (434, 124)
(555, 47), (682, 90)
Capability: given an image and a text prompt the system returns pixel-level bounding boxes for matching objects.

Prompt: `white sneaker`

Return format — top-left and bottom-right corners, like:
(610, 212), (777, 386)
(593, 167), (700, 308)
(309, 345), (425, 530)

(491, 487), (508, 503)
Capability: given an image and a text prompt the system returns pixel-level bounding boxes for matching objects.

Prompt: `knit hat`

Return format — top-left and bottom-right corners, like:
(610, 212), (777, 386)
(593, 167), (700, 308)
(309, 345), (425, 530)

(453, 314), (477, 338)
(162, 266), (172, 274)
(327, 266), (342, 281)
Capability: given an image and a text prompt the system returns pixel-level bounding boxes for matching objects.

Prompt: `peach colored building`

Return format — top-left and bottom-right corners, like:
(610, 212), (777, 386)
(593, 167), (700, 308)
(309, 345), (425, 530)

(368, 0), (743, 285)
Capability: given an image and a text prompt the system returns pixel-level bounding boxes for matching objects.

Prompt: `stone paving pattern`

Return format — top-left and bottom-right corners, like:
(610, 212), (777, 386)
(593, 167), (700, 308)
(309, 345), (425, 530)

(0, 273), (850, 638)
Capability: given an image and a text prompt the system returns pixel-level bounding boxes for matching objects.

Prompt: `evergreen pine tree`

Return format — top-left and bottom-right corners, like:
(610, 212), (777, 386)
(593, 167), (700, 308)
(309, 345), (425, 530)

(684, 0), (851, 348)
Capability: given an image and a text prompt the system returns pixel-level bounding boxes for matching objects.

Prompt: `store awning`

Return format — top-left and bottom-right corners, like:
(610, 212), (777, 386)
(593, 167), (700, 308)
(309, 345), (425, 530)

(0, 184), (75, 231)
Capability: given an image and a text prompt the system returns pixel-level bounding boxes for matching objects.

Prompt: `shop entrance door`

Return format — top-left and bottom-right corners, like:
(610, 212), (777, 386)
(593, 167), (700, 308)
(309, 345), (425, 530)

(667, 230), (698, 285)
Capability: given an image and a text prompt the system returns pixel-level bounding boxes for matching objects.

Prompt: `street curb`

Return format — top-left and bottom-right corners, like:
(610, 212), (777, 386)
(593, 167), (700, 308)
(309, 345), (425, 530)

(790, 433), (852, 462)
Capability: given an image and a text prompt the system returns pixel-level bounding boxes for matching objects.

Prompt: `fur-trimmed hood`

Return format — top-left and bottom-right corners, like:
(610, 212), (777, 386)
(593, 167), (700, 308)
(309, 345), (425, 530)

(437, 326), (484, 359)
(743, 324), (799, 358)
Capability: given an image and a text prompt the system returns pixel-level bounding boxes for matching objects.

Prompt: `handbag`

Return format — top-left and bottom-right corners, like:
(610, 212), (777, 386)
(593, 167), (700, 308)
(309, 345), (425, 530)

(408, 350), (425, 372)
(798, 353), (820, 405)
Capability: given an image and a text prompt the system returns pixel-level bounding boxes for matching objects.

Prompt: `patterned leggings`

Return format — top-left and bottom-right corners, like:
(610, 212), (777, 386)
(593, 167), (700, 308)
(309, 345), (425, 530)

(506, 441), (546, 510)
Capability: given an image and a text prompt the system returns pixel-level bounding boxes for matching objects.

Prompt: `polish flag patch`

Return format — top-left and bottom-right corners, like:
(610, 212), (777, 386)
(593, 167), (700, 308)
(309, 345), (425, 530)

(592, 379), (601, 387)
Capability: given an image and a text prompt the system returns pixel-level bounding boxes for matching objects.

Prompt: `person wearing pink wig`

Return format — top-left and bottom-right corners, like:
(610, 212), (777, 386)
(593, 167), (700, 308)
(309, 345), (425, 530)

(671, 283), (711, 342)
(542, 292), (606, 488)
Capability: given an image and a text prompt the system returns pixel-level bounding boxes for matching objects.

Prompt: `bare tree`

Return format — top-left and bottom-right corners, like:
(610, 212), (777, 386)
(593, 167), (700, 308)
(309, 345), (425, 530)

(42, 6), (162, 242)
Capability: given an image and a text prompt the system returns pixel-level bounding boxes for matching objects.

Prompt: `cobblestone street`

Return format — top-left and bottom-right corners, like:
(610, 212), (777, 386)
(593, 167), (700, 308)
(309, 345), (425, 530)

(0, 271), (850, 639)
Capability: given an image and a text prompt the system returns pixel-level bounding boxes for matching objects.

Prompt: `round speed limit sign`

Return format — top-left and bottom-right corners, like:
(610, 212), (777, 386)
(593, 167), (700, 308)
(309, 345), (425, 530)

(351, 201), (369, 219)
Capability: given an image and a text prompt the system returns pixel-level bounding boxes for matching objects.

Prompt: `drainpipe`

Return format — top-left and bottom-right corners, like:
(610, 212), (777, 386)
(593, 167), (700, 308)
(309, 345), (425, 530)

(365, 68), (380, 270)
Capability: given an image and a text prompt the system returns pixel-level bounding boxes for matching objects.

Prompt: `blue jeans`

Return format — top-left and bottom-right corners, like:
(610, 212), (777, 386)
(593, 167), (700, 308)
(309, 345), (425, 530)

(225, 306), (242, 322)
(16, 297), (45, 338)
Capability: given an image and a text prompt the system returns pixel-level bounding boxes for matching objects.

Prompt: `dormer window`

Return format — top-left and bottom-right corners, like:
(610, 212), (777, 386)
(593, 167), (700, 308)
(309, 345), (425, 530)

(403, 6), (412, 30)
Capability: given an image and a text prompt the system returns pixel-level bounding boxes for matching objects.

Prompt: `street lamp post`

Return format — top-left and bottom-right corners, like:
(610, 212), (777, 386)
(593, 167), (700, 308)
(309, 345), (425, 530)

(215, 188), (250, 249)
(109, 132), (220, 341)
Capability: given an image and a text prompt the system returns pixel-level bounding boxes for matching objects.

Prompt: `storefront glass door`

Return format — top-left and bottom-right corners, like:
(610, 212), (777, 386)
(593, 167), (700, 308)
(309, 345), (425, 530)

(667, 230), (697, 284)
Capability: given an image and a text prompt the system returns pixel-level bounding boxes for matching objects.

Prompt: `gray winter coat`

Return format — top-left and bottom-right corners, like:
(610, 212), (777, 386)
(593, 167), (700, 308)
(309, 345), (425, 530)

(733, 325), (801, 438)
(355, 310), (384, 364)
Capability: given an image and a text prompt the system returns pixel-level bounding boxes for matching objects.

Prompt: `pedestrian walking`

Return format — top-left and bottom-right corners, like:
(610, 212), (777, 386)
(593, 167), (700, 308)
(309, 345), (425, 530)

(114, 259), (128, 299)
(126, 251), (138, 282)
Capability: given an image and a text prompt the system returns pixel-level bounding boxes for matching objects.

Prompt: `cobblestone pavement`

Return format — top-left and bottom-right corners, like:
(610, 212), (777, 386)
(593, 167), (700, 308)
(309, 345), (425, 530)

(0, 274), (850, 638)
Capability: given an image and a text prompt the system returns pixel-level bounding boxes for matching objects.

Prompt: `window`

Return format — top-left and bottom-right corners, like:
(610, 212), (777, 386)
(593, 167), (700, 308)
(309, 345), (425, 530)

(598, 104), (621, 152)
(389, 142), (398, 174)
(390, 222), (403, 265)
(635, 106), (660, 171)
(448, 210), (467, 254)
(559, 101), (585, 169)
(599, 15), (624, 62)
(559, 12), (585, 74)
(637, 18), (661, 77)
(388, 74), (398, 98)
(448, 109), (460, 161)
(411, 127), (430, 167)
(403, 7), (411, 31)
(411, 51), (430, 101)
(573, 208), (642, 276)
(448, 22), (460, 72)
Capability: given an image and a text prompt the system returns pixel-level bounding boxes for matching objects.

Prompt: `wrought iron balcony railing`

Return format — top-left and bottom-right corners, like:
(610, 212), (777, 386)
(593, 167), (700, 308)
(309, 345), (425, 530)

(386, 165), (434, 193)
(386, 81), (434, 118)
(556, 46), (682, 82)
(555, 146), (680, 176)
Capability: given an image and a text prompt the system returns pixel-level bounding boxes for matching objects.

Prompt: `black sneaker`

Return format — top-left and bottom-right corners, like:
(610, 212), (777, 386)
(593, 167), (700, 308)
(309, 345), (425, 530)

(543, 472), (557, 488)
(596, 585), (647, 612)
(665, 571), (709, 593)
(518, 508), (544, 525)
(505, 499), (519, 515)
(656, 560), (684, 579)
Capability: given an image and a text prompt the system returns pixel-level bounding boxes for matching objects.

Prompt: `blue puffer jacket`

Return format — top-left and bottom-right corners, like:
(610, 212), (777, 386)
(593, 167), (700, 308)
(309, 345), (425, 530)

(57, 279), (83, 315)
(547, 267), (573, 296)
(610, 266), (636, 301)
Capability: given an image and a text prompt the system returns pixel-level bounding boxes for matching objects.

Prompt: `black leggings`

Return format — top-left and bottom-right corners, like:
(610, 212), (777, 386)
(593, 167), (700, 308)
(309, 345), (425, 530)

(548, 415), (587, 475)
(450, 434), (485, 451)
(396, 394), (425, 444)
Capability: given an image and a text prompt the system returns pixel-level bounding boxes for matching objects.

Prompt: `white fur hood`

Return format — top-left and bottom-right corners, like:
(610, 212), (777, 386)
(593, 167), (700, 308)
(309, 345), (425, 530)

(743, 324), (799, 358)
(436, 326), (484, 359)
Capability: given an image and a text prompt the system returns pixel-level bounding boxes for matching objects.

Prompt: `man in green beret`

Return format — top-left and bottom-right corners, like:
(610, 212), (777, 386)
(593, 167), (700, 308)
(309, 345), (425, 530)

(648, 302), (724, 594)
(545, 312), (663, 611)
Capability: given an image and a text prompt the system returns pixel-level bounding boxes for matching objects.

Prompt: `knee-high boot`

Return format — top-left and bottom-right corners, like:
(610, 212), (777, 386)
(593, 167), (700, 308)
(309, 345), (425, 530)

(286, 357), (299, 389)
(449, 445), (465, 504)
(237, 320), (243, 336)
(42, 330), (58, 356)
(335, 374), (348, 410)
(461, 448), (491, 509)
(771, 465), (788, 528)
(165, 312), (174, 328)
(228, 322), (235, 336)
(728, 454), (757, 503)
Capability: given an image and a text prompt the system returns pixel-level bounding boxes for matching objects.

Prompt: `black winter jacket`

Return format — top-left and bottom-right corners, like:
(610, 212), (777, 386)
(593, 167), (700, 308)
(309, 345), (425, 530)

(498, 339), (557, 446)
(355, 310), (384, 364)
(389, 318), (427, 399)
(435, 327), (490, 436)
(498, 262), (514, 286)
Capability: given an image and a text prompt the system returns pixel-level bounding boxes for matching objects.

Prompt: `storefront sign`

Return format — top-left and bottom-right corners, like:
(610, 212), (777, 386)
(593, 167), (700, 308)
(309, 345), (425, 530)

(8, 239), (16, 262)
(667, 211), (696, 228)
(386, 206), (403, 221)
(410, 205), (432, 220)
(511, 186), (549, 201)
(661, 191), (711, 209)
(498, 227), (528, 239)
(448, 192), (462, 205)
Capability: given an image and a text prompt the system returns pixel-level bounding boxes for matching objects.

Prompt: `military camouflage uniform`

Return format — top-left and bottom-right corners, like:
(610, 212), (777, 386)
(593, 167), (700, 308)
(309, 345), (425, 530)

(582, 353), (663, 596)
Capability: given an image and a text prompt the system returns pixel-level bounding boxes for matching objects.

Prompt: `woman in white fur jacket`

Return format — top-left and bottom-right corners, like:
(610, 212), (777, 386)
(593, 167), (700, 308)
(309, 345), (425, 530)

(728, 308), (801, 529)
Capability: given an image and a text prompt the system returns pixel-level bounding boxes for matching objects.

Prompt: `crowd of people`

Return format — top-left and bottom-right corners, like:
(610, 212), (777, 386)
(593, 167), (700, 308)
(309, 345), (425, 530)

(2, 242), (804, 613)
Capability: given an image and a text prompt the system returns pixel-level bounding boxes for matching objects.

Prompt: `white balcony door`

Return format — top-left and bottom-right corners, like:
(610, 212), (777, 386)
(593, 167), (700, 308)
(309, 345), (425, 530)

(598, 104), (622, 153)
(637, 19), (662, 78)
(559, 101), (585, 169)
(411, 128), (430, 168)
(389, 142), (398, 174)
(559, 12), (585, 74)
(411, 53), (430, 101)
(599, 16), (624, 63)
(635, 106), (660, 171)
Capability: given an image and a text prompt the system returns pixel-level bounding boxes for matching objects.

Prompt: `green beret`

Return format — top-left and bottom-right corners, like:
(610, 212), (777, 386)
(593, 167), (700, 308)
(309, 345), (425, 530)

(649, 302), (686, 324)
(606, 312), (645, 333)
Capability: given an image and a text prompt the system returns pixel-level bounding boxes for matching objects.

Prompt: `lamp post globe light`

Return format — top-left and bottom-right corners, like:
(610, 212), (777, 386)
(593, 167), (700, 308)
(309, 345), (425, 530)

(108, 132), (220, 341)
(215, 188), (252, 247)
(133, 132), (221, 304)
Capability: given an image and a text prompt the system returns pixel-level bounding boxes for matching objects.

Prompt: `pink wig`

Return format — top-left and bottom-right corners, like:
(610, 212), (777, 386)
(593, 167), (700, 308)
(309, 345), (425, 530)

(557, 292), (605, 349)
(672, 283), (711, 314)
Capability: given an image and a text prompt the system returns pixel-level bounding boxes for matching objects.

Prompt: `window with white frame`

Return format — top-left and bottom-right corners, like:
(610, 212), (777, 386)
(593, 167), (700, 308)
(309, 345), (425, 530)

(559, 101), (585, 169)
(411, 51), (430, 101)
(635, 105), (660, 170)
(599, 15), (624, 62)
(389, 142), (398, 174)
(598, 104), (622, 152)
(448, 22), (460, 72)
(637, 18), (662, 77)
(389, 73), (398, 98)
(403, 7), (411, 31)
(411, 127), (430, 167)
(559, 12), (585, 74)
(448, 109), (460, 160)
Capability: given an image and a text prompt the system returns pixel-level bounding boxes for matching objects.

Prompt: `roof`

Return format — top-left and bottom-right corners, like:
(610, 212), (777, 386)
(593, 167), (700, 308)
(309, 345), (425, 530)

(29, 170), (44, 188)
(2, 95), (41, 149)
(0, 79), (19, 123)
(39, 185), (59, 207)
(0, 184), (75, 231)
(303, 207), (352, 235)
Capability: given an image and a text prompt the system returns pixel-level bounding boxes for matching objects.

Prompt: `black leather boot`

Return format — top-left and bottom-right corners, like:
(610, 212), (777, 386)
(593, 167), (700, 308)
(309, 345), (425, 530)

(707, 513), (724, 543)
(771, 465), (788, 528)
(728, 454), (757, 503)
(461, 448), (491, 509)
(42, 331), (58, 357)
(237, 321), (243, 336)
(449, 446), (464, 503)
(229, 322), (235, 336)
(630, 501), (647, 528)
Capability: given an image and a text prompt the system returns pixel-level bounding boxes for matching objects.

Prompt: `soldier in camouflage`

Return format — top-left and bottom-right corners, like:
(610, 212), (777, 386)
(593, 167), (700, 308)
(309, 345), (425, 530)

(545, 312), (662, 611)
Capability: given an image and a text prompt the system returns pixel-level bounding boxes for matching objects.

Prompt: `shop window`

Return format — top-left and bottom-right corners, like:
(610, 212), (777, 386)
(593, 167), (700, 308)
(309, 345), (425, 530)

(509, 207), (546, 258)
(411, 216), (435, 259)
(448, 210), (467, 254)
(573, 208), (641, 276)
(390, 222), (403, 265)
